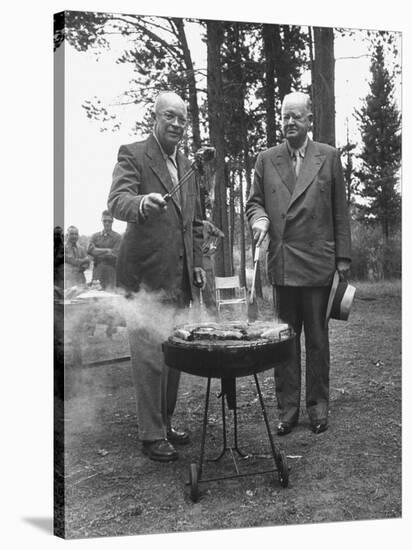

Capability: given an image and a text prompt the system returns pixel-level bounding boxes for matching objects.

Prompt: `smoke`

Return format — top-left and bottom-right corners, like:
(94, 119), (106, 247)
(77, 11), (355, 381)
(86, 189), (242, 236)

(61, 285), (220, 379)
(117, 287), (221, 340)
(60, 286), (287, 432)
(119, 289), (178, 341)
(61, 287), (220, 462)
(61, 286), (215, 395)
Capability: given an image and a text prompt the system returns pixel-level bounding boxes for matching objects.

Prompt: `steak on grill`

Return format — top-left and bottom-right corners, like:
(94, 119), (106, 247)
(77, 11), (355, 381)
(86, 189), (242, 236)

(172, 321), (290, 342)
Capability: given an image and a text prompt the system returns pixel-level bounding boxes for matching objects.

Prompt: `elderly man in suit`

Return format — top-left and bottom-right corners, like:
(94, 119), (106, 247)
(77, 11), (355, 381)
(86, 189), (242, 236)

(64, 225), (90, 288)
(108, 91), (206, 461)
(246, 91), (351, 435)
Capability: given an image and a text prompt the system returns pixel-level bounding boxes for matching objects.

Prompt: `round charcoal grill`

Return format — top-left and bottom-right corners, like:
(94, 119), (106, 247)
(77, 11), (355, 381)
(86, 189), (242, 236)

(162, 324), (296, 502)
(163, 333), (294, 379)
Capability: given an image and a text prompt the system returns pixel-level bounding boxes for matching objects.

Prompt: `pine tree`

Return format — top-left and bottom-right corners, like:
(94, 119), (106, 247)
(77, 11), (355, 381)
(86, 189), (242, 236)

(311, 27), (336, 146)
(356, 42), (401, 241)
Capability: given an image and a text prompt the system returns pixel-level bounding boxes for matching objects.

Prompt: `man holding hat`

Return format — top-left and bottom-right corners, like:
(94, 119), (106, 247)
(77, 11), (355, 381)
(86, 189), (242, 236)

(246, 91), (351, 435)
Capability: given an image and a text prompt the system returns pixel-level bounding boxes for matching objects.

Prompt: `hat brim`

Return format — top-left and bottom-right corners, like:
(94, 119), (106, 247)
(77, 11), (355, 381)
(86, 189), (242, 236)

(325, 271), (340, 327)
(339, 284), (356, 320)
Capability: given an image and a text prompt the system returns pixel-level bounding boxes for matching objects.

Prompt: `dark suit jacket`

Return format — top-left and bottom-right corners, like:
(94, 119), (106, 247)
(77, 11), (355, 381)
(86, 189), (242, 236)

(108, 135), (203, 299)
(246, 140), (351, 287)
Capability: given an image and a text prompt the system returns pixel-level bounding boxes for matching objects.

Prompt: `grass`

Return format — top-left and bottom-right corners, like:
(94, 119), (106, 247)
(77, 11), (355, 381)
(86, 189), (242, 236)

(61, 280), (402, 538)
(257, 278), (401, 304)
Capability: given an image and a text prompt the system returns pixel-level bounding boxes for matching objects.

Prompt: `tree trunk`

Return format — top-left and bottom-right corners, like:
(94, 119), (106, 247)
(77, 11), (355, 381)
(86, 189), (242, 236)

(238, 168), (246, 288)
(207, 21), (232, 276)
(230, 23), (260, 294)
(229, 168), (235, 262)
(312, 27), (335, 146)
(308, 27), (315, 133)
(232, 23), (247, 288)
(173, 18), (201, 152)
(275, 26), (294, 102)
(173, 18), (209, 218)
(262, 24), (277, 147)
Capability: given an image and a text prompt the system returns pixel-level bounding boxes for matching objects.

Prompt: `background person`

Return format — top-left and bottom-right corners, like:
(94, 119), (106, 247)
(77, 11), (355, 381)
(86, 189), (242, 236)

(54, 226), (65, 292)
(246, 91), (351, 436)
(64, 225), (90, 289)
(108, 91), (206, 462)
(87, 210), (121, 290)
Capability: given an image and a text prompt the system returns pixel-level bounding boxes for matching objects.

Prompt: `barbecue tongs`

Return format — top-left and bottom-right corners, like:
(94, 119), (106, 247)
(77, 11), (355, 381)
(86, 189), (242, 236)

(248, 245), (260, 322)
(163, 146), (215, 202)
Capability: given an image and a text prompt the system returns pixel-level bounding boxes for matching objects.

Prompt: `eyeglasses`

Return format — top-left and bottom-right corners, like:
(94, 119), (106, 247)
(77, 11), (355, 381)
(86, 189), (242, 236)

(282, 112), (308, 123)
(160, 110), (187, 126)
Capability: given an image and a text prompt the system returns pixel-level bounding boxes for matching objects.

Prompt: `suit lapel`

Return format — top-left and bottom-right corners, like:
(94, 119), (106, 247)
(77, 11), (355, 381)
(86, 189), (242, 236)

(270, 143), (295, 195)
(288, 140), (326, 208)
(145, 135), (182, 215)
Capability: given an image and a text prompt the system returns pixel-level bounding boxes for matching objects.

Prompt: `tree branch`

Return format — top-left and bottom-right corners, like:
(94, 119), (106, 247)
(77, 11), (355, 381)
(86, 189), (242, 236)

(336, 54), (372, 60)
(109, 15), (180, 56)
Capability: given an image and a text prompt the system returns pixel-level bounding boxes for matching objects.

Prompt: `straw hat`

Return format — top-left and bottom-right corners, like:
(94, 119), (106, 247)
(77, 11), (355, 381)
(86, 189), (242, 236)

(325, 271), (356, 326)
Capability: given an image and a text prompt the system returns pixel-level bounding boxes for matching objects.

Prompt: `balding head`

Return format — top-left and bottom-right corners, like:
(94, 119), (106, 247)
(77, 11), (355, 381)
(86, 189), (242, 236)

(282, 91), (312, 115)
(154, 91), (187, 116)
(281, 91), (313, 149)
(153, 91), (188, 154)
(67, 225), (79, 244)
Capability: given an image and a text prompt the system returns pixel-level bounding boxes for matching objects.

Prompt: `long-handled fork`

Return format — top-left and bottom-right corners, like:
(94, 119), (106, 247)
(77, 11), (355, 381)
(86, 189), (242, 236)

(248, 245), (260, 322)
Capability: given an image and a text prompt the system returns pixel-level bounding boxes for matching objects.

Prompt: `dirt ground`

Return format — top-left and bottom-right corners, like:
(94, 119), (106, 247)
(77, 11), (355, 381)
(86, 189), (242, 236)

(60, 280), (401, 539)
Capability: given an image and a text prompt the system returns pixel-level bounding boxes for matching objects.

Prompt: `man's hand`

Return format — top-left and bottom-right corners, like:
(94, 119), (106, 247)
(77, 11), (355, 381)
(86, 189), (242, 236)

(142, 193), (167, 219)
(193, 267), (206, 289)
(252, 218), (270, 247)
(336, 258), (351, 281)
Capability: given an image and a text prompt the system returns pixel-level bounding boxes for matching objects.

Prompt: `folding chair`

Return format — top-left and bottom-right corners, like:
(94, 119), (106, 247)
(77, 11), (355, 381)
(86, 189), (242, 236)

(215, 275), (247, 319)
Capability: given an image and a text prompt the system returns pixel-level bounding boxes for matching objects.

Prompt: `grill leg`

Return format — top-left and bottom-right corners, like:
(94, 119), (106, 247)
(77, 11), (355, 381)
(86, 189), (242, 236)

(198, 377), (212, 478)
(253, 373), (279, 465)
(232, 402), (248, 458)
(209, 380), (228, 462)
(209, 378), (248, 463)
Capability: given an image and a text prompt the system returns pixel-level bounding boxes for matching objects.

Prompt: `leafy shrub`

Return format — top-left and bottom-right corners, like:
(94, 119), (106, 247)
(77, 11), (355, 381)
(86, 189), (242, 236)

(351, 222), (401, 280)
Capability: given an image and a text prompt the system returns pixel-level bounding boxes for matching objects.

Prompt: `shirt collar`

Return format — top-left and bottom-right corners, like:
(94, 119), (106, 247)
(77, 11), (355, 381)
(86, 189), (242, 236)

(152, 131), (177, 164)
(286, 136), (309, 158)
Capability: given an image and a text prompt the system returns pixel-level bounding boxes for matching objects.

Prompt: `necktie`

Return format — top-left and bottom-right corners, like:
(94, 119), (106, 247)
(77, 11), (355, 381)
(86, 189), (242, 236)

(167, 156), (178, 185)
(293, 150), (303, 178)
(167, 155), (182, 208)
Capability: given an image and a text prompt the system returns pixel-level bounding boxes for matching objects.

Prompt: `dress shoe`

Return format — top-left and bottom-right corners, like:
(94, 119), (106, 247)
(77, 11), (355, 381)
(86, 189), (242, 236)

(167, 426), (190, 445)
(277, 422), (294, 436)
(142, 439), (178, 462)
(311, 421), (328, 434)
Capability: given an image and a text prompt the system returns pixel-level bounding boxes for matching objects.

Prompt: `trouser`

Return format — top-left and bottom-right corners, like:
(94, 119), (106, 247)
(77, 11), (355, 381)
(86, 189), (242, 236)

(273, 285), (330, 425)
(93, 262), (116, 289)
(128, 326), (181, 441)
(126, 261), (191, 441)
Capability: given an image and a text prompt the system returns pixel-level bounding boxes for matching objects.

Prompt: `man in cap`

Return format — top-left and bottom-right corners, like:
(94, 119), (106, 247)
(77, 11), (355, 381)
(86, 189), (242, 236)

(108, 91), (206, 461)
(246, 91), (351, 435)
